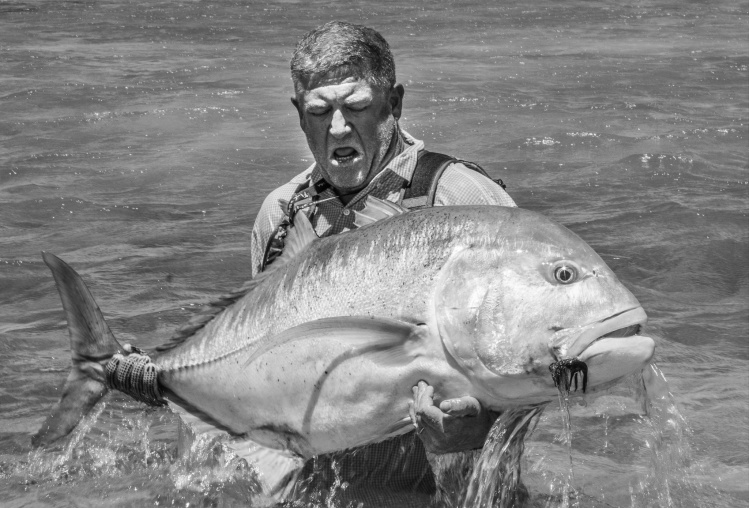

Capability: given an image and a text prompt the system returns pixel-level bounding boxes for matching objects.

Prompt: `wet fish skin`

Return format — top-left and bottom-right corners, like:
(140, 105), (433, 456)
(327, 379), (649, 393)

(156, 206), (649, 409)
(34, 205), (654, 494)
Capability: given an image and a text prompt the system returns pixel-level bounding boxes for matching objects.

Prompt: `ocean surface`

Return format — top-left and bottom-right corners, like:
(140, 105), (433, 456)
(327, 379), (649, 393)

(1, 0), (747, 506)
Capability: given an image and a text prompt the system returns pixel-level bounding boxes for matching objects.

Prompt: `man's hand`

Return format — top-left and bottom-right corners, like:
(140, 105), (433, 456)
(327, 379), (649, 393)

(408, 380), (497, 454)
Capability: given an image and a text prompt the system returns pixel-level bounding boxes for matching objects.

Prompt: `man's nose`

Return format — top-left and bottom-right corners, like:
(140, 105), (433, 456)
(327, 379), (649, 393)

(329, 109), (350, 138)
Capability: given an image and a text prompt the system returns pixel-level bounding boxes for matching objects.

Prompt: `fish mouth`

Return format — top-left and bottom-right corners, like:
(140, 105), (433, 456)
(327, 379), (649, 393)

(551, 306), (648, 360)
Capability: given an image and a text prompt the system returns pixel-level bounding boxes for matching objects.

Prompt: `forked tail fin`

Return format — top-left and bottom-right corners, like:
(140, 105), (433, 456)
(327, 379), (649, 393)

(32, 252), (124, 447)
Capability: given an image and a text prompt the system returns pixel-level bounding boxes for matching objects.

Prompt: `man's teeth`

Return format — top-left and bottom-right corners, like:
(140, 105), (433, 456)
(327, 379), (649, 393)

(334, 148), (357, 162)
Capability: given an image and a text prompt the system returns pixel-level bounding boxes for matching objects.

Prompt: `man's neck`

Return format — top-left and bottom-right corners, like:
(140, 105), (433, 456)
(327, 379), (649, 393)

(378, 125), (405, 173)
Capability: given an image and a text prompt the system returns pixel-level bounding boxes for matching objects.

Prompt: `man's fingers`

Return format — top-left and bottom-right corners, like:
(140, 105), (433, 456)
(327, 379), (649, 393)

(419, 404), (445, 430)
(412, 380), (435, 408)
(410, 384), (493, 453)
(418, 381), (434, 398)
(410, 381), (445, 432)
(439, 396), (481, 417)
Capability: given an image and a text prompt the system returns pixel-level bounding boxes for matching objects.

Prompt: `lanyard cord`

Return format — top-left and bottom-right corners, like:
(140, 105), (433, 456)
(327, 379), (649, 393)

(287, 179), (360, 225)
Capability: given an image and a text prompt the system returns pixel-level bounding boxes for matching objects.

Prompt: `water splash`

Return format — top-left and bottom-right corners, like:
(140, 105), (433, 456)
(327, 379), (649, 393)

(22, 402), (108, 483)
(430, 449), (481, 506)
(550, 388), (580, 508)
(626, 362), (729, 508)
(11, 403), (261, 506)
(291, 456), (359, 508)
(166, 430), (261, 505)
(542, 357), (591, 508)
(460, 405), (545, 508)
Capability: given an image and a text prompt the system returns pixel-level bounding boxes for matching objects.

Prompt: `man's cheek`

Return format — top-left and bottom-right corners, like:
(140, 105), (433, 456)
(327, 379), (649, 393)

(302, 116), (326, 136)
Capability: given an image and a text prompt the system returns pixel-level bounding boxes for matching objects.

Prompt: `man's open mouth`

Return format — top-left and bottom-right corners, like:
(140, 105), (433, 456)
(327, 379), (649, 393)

(332, 147), (359, 164)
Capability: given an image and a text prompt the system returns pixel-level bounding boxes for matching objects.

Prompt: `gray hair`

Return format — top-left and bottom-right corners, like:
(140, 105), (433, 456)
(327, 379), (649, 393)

(290, 21), (396, 94)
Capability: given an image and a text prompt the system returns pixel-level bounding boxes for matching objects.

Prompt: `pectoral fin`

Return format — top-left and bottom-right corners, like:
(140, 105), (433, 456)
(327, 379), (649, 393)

(244, 316), (426, 368)
(281, 210), (318, 261)
(353, 195), (407, 228)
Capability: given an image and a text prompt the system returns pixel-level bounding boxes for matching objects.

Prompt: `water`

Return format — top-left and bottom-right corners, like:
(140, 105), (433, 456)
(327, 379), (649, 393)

(461, 406), (544, 508)
(1, 0), (747, 506)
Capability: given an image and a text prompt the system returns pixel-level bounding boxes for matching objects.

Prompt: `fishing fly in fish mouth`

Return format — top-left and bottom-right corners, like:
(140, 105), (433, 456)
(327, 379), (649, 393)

(31, 20), (656, 507)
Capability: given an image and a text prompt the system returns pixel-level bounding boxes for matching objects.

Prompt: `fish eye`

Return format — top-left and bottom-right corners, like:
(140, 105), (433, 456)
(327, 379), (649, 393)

(554, 265), (577, 284)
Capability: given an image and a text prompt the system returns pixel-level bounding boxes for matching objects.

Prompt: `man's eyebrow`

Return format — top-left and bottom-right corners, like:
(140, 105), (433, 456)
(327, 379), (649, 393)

(304, 99), (329, 109)
(344, 91), (373, 105)
(302, 87), (373, 109)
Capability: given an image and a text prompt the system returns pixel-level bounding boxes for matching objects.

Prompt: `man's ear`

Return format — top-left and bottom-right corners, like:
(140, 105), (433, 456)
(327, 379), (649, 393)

(291, 96), (303, 123)
(390, 84), (405, 120)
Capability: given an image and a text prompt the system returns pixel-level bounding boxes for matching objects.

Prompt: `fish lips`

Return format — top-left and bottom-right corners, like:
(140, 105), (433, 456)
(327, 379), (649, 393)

(551, 306), (649, 360)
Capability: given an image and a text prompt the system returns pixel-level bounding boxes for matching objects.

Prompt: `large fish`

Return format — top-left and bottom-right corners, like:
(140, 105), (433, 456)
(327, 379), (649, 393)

(33, 199), (654, 498)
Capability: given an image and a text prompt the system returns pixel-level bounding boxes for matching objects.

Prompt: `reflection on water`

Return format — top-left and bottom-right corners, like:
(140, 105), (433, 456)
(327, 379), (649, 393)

(1, 0), (747, 506)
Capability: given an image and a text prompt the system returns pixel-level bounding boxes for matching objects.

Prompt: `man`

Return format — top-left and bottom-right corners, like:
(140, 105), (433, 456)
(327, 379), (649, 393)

(249, 21), (517, 506)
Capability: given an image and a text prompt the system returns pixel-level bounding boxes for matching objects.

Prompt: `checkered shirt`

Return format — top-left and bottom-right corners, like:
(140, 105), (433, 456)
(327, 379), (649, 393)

(249, 130), (516, 277)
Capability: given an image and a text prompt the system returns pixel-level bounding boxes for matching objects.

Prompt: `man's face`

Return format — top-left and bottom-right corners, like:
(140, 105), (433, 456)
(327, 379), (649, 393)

(292, 71), (403, 194)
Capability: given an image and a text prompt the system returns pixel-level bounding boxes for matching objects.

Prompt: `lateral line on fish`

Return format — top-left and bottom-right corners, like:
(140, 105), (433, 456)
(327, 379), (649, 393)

(159, 340), (261, 372)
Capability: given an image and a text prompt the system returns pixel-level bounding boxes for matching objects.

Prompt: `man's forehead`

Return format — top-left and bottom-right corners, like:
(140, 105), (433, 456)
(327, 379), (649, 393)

(305, 64), (366, 88)
(301, 76), (378, 104)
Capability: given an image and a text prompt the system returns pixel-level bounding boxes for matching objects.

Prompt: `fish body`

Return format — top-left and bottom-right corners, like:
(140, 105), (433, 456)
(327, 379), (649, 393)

(34, 203), (655, 495)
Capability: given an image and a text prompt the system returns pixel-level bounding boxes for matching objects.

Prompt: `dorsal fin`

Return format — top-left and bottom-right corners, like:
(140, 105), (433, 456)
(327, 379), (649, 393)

(353, 195), (407, 228)
(156, 212), (319, 353)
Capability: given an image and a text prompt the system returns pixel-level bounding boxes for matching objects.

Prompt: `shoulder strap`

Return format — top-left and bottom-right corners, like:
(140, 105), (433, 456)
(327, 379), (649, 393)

(401, 151), (457, 209)
(260, 178), (313, 272)
(401, 150), (506, 210)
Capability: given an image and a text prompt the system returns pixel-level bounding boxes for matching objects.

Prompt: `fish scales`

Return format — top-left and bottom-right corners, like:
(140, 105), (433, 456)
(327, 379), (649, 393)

(155, 207), (482, 372)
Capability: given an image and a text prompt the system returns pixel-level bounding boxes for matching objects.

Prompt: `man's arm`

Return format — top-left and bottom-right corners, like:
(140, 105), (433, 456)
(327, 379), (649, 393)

(433, 162), (516, 208)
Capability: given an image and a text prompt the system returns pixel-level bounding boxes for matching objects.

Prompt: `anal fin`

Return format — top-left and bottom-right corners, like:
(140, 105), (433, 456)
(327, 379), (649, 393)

(168, 402), (304, 501)
(224, 439), (304, 501)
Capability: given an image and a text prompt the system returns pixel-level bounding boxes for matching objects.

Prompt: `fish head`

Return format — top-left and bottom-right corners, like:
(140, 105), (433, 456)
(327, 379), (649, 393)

(433, 208), (654, 406)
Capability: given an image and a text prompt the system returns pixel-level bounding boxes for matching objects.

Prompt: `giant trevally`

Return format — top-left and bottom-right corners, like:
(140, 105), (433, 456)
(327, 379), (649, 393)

(32, 199), (655, 499)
